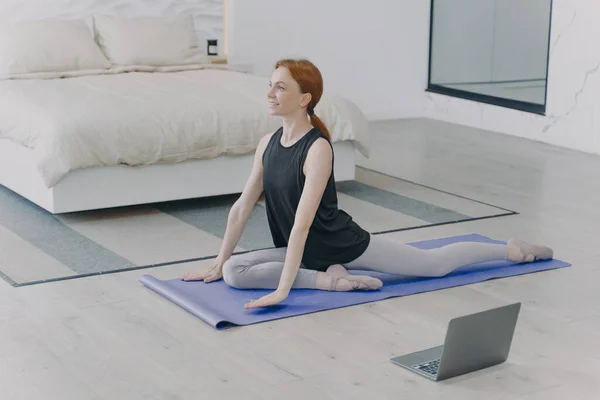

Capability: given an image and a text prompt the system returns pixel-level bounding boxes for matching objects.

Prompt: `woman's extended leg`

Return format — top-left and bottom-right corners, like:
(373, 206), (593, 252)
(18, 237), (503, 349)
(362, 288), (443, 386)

(222, 247), (383, 291)
(342, 235), (553, 277)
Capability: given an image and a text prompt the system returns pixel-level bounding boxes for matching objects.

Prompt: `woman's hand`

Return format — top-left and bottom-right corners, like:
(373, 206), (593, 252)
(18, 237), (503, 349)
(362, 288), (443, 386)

(180, 262), (223, 283)
(245, 289), (289, 309)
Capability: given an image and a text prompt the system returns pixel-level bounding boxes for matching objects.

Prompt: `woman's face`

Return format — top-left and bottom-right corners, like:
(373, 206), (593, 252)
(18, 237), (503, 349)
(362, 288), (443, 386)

(267, 67), (310, 117)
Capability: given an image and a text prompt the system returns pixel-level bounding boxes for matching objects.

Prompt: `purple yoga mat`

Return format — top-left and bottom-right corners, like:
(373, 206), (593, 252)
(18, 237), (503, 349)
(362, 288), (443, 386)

(139, 233), (570, 329)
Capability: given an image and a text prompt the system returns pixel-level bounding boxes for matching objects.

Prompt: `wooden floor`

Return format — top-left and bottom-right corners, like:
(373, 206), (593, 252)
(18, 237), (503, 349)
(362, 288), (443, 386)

(1, 118), (599, 399)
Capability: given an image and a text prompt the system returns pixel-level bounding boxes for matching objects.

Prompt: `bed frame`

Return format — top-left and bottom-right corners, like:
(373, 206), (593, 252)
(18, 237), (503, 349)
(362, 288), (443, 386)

(0, 138), (357, 214)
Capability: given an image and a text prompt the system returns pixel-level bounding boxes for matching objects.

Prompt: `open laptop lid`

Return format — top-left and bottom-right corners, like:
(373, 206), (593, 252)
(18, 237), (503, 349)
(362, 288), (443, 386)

(436, 302), (521, 380)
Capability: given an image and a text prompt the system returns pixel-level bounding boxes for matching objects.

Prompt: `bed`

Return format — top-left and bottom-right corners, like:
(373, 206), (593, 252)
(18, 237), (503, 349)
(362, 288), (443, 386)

(0, 14), (370, 214)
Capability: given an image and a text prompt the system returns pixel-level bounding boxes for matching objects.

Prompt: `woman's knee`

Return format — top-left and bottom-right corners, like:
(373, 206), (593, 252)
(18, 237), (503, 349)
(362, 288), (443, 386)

(222, 248), (286, 288)
(222, 258), (246, 288)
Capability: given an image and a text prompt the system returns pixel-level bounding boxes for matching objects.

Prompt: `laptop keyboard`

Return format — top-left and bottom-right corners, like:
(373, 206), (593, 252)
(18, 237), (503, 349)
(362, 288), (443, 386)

(412, 359), (440, 376)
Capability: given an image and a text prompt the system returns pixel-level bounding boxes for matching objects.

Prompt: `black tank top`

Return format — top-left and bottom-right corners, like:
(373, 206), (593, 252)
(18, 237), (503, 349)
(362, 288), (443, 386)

(262, 127), (370, 271)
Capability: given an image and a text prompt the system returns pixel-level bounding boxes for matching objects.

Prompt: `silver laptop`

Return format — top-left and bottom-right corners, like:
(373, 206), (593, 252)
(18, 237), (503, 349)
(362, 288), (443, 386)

(390, 302), (521, 381)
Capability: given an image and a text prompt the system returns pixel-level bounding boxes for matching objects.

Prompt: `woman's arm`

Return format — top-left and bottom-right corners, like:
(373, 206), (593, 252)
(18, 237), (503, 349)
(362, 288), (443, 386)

(182, 132), (272, 282)
(245, 138), (333, 307)
(218, 133), (272, 263)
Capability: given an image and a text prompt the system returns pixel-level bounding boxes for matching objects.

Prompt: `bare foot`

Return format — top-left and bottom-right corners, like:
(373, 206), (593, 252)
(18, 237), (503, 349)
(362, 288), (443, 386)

(324, 264), (383, 291)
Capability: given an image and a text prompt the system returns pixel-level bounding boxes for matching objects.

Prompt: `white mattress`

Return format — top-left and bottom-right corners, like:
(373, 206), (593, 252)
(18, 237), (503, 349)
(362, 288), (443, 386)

(0, 65), (370, 188)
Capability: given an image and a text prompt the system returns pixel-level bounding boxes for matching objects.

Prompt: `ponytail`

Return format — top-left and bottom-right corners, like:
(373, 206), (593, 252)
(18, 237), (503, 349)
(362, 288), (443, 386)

(309, 113), (331, 141)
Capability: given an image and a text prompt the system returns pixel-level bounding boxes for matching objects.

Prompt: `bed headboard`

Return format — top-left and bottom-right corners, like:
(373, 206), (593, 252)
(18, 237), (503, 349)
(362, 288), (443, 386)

(0, 0), (224, 54)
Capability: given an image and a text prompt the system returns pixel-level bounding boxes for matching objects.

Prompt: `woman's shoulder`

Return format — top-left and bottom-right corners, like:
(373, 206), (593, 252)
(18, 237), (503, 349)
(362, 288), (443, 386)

(306, 134), (333, 159)
(305, 127), (330, 147)
(310, 127), (332, 145)
(309, 126), (327, 137)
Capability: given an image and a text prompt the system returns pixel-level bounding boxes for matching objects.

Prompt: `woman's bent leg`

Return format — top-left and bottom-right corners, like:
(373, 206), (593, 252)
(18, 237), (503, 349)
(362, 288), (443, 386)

(222, 247), (318, 289)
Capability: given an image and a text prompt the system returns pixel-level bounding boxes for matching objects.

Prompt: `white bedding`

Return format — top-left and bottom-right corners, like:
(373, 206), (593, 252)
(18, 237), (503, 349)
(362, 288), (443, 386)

(0, 65), (370, 188)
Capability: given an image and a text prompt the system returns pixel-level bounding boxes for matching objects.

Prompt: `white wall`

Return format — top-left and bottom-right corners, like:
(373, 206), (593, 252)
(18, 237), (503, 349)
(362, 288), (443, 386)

(0, 0), (225, 54)
(431, 0), (551, 84)
(227, 0), (430, 120)
(3, 0), (594, 155)
(229, 0), (600, 156)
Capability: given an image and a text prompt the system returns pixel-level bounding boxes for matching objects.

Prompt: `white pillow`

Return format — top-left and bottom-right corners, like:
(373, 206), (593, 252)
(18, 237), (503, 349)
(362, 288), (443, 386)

(0, 19), (111, 77)
(92, 14), (205, 67)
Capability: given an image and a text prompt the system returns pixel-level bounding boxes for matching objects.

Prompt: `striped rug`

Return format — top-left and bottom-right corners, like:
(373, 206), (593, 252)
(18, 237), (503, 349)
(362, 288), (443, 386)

(0, 167), (515, 286)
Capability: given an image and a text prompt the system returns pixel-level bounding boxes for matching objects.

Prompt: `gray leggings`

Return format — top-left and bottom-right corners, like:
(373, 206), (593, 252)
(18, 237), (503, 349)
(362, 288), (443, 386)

(222, 234), (508, 289)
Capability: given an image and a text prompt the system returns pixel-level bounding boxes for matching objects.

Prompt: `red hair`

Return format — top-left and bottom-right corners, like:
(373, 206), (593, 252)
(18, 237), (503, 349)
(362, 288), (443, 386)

(274, 58), (331, 141)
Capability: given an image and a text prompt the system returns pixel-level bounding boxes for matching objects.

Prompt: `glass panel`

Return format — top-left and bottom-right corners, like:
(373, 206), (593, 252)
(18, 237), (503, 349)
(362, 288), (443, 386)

(428, 0), (552, 114)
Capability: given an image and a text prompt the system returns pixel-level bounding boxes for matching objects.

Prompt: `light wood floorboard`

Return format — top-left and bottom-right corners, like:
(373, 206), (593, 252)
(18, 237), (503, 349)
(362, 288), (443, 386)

(0, 118), (598, 399)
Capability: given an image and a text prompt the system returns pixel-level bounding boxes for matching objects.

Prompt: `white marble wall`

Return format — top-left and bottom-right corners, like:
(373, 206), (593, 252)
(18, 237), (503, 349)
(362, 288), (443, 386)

(420, 0), (600, 156)
(0, 0), (224, 54)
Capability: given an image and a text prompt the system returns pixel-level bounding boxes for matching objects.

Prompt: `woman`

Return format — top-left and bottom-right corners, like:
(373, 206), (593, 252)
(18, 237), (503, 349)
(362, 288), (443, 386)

(181, 59), (553, 309)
